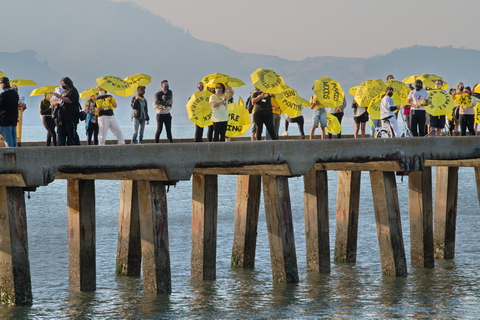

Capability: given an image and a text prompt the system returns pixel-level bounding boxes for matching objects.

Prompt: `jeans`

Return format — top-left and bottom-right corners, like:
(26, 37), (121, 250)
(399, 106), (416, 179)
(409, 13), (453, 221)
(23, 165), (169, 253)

(98, 115), (125, 145)
(155, 113), (173, 143)
(86, 121), (99, 145)
(0, 126), (17, 147)
(312, 108), (327, 127)
(57, 121), (80, 146)
(132, 118), (146, 144)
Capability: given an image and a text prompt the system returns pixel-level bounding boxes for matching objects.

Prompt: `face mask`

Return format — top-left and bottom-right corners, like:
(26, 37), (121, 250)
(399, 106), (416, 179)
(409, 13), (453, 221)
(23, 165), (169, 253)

(198, 86), (204, 91)
(387, 92), (393, 97)
(215, 88), (222, 94)
(164, 85), (169, 91)
(415, 85), (422, 91)
(99, 91), (105, 96)
(435, 85), (442, 89)
(61, 85), (67, 90)
(459, 86), (464, 91)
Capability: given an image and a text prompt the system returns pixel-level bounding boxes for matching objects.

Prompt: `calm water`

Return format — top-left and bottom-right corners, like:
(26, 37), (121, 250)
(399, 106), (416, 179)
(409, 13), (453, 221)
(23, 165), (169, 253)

(1, 126), (479, 319)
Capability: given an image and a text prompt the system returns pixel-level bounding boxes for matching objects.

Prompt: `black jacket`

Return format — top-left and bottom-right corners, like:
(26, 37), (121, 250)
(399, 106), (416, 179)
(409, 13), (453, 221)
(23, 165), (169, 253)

(131, 96), (150, 121)
(0, 88), (19, 126)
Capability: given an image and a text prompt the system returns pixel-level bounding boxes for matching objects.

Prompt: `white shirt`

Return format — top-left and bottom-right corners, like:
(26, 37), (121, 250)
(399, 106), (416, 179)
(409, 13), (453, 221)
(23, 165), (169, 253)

(380, 95), (395, 119)
(408, 89), (429, 111)
(459, 96), (477, 115)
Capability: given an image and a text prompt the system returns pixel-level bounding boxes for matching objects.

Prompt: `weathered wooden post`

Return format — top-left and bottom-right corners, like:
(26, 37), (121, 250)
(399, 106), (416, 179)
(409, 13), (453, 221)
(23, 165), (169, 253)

(303, 169), (330, 273)
(0, 186), (32, 306)
(262, 175), (299, 283)
(191, 173), (218, 280)
(231, 175), (261, 268)
(68, 179), (96, 291)
(434, 166), (459, 259)
(408, 168), (434, 268)
(474, 167), (480, 207)
(137, 180), (171, 294)
(334, 171), (361, 264)
(369, 172), (407, 276)
(116, 180), (141, 276)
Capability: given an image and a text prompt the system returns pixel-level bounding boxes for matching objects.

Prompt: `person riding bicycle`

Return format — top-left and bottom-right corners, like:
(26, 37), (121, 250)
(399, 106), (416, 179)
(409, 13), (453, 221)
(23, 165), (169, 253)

(380, 86), (400, 137)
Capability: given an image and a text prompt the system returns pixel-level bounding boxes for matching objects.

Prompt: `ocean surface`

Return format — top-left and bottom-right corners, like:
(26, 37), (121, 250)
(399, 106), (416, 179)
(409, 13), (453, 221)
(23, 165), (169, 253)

(1, 125), (480, 319)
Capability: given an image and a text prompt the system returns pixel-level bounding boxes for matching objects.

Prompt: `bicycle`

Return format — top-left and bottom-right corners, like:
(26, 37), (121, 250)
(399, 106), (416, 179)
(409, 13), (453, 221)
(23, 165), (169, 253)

(375, 118), (396, 138)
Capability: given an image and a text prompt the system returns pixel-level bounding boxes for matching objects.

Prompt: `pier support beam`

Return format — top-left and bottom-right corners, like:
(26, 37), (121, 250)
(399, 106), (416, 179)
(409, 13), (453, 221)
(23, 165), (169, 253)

(116, 180), (141, 276)
(474, 167), (480, 207)
(369, 172), (407, 276)
(68, 179), (96, 291)
(434, 166), (459, 259)
(408, 168), (434, 268)
(231, 175), (261, 268)
(0, 187), (32, 306)
(303, 169), (330, 273)
(334, 171), (361, 264)
(263, 175), (299, 283)
(138, 181), (171, 294)
(191, 173), (218, 280)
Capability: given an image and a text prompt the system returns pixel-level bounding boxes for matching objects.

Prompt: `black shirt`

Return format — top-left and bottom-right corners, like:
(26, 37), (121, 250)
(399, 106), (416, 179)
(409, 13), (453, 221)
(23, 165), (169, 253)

(252, 91), (273, 113)
(0, 88), (19, 126)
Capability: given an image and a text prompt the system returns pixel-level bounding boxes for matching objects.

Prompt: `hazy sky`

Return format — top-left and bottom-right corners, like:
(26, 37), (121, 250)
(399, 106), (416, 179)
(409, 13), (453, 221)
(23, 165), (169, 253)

(114, 0), (479, 60)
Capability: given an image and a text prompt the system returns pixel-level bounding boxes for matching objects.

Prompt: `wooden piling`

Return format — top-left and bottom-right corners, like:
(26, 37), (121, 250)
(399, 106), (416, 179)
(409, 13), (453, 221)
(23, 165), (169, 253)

(303, 169), (330, 273)
(408, 168), (434, 268)
(369, 172), (407, 276)
(116, 180), (141, 276)
(68, 179), (96, 291)
(138, 181), (171, 294)
(231, 175), (261, 268)
(474, 167), (480, 207)
(434, 166), (459, 259)
(262, 175), (299, 283)
(0, 187), (32, 306)
(334, 171), (361, 264)
(191, 173), (218, 280)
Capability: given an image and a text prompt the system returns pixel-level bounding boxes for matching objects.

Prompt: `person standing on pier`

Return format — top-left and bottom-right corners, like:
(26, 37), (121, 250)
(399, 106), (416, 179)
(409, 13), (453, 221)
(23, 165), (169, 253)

(95, 88), (125, 145)
(457, 86), (477, 136)
(131, 86), (150, 144)
(428, 80), (447, 136)
(380, 86), (400, 137)
(209, 83), (234, 142)
(39, 92), (57, 146)
(51, 77), (81, 146)
(83, 95), (99, 145)
(193, 82), (213, 142)
(408, 80), (429, 136)
(327, 97), (346, 139)
(309, 93), (327, 139)
(251, 87), (278, 140)
(0, 77), (19, 147)
(154, 80), (173, 143)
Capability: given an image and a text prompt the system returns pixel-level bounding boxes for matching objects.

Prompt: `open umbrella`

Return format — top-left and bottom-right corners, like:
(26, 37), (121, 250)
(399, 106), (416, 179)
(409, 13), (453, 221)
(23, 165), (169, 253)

(326, 112), (342, 134)
(453, 93), (473, 107)
(402, 74), (449, 90)
(367, 93), (383, 120)
(30, 85), (58, 96)
(386, 79), (410, 106)
(349, 86), (358, 96)
(96, 75), (134, 97)
(80, 87), (99, 100)
(426, 90), (454, 116)
(124, 74), (152, 90)
(0, 71), (8, 78)
(202, 73), (230, 87)
(226, 97), (251, 138)
(313, 77), (345, 109)
(186, 90), (213, 127)
(250, 68), (285, 94)
(206, 77), (246, 88)
(274, 86), (304, 118)
(10, 78), (38, 87)
(354, 79), (386, 108)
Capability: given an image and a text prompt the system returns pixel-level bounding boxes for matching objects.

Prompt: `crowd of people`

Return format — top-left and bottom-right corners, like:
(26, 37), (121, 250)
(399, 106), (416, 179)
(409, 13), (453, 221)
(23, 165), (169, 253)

(0, 74), (478, 147)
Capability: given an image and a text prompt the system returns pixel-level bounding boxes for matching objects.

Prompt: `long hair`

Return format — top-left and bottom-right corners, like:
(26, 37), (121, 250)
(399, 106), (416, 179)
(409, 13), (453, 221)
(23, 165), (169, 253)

(216, 83), (226, 94)
(61, 77), (74, 89)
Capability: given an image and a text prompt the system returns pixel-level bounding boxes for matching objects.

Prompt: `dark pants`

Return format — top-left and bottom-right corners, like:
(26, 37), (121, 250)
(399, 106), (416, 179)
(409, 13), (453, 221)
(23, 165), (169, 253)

(42, 115), (57, 146)
(87, 121), (99, 145)
(328, 112), (343, 139)
(212, 121), (228, 142)
(410, 110), (426, 136)
(253, 111), (277, 140)
(155, 113), (173, 143)
(460, 114), (476, 136)
(58, 121), (80, 146)
(285, 115), (305, 138)
(194, 124), (213, 142)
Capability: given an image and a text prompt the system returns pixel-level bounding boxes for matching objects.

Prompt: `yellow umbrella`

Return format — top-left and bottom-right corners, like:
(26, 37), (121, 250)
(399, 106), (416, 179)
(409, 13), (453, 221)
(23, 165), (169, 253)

(274, 86), (303, 118)
(186, 91), (213, 127)
(226, 97), (251, 138)
(10, 78), (38, 87)
(80, 87), (99, 100)
(349, 86), (358, 96)
(402, 74), (449, 90)
(30, 85), (58, 96)
(226, 77), (246, 87)
(354, 79), (386, 108)
(124, 74), (152, 90)
(453, 93), (473, 107)
(473, 83), (480, 95)
(206, 76), (246, 88)
(313, 77), (345, 109)
(367, 93), (383, 120)
(326, 112), (342, 134)
(96, 75), (134, 97)
(426, 90), (454, 116)
(0, 71), (8, 78)
(250, 68), (286, 94)
(202, 73), (229, 87)
(475, 104), (480, 124)
(386, 79), (410, 106)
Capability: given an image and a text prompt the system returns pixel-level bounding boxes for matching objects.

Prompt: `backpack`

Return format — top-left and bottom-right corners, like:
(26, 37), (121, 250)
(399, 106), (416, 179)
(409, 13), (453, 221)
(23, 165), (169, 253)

(245, 95), (254, 114)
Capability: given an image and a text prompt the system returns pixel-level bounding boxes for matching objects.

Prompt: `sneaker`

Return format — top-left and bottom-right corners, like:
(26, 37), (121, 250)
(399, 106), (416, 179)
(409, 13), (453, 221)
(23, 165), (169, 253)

(281, 131), (288, 136)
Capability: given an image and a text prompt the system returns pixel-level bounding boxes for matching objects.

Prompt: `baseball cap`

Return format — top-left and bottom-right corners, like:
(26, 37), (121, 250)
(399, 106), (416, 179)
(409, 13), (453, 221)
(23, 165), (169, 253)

(0, 77), (9, 84)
